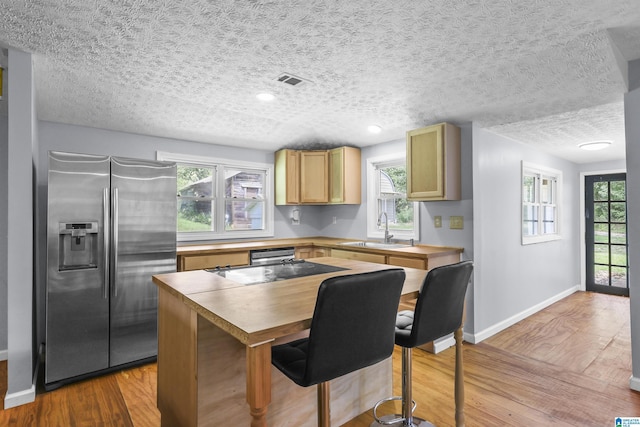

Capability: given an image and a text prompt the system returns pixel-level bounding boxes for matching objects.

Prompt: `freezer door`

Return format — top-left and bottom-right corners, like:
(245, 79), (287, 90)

(109, 157), (176, 366)
(45, 151), (111, 384)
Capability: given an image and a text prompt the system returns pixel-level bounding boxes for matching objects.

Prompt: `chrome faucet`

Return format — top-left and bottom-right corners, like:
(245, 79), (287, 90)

(378, 212), (393, 243)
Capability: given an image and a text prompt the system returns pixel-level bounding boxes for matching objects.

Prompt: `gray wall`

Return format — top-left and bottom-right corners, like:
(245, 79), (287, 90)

(14, 83), (629, 402)
(626, 59), (640, 388)
(5, 48), (36, 408)
(0, 111), (7, 360)
(35, 120), (330, 348)
(470, 123), (581, 340)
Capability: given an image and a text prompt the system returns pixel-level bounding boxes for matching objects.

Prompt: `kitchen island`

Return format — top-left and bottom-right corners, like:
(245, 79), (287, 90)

(152, 257), (464, 426)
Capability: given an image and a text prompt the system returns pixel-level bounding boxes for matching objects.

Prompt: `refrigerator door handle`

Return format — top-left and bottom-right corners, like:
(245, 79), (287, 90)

(112, 187), (119, 297)
(103, 187), (110, 300)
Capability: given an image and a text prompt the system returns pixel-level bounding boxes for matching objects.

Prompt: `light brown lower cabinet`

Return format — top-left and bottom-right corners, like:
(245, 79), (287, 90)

(329, 249), (386, 264)
(178, 252), (249, 272)
(295, 246), (331, 259)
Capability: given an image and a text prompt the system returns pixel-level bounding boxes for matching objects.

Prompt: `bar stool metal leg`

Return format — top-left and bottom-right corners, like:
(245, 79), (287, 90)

(318, 381), (330, 427)
(371, 347), (434, 427)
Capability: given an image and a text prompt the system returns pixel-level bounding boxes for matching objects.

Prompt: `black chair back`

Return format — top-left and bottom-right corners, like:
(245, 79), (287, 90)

(301, 268), (405, 386)
(396, 261), (473, 348)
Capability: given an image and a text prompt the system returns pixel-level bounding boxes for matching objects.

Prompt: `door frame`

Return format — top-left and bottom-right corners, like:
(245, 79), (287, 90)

(579, 168), (626, 293)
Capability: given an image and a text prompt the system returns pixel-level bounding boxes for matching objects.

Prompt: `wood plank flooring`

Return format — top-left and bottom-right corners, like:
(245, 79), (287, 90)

(1, 291), (639, 426)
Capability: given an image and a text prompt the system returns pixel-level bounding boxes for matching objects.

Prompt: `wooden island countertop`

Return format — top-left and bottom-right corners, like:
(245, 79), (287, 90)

(152, 257), (430, 427)
(153, 257), (427, 346)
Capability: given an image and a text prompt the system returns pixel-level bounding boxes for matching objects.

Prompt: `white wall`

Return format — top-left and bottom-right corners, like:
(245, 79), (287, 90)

(5, 48), (36, 408)
(625, 59), (640, 390)
(470, 123), (581, 341)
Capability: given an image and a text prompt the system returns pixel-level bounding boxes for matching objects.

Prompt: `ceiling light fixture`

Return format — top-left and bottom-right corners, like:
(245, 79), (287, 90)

(256, 93), (275, 101)
(367, 125), (382, 134)
(578, 141), (612, 151)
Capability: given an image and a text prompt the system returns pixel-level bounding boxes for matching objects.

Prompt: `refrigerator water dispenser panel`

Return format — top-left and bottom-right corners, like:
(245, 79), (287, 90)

(58, 221), (99, 271)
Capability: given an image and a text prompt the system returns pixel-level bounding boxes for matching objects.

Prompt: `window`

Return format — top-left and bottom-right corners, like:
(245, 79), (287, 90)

(522, 161), (561, 245)
(367, 154), (419, 240)
(158, 152), (274, 241)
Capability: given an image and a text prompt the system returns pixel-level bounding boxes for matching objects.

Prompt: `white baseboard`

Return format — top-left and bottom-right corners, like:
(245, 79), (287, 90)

(0, 349), (7, 361)
(629, 375), (640, 392)
(466, 285), (580, 344)
(4, 384), (36, 409)
(433, 336), (455, 353)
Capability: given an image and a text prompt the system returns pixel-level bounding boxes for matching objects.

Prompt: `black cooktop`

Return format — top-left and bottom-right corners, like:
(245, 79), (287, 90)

(208, 260), (349, 285)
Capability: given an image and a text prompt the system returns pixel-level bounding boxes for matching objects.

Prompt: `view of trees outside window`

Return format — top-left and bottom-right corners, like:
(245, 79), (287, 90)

(378, 165), (413, 231)
(176, 165), (266, 233)
(177, 165), (215, 232)
(593, 180), (627, 287)
(224, 168), (265, 231)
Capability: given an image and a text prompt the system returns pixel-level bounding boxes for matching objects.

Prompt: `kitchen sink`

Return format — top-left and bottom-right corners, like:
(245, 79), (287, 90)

(339, 241), (411, 249)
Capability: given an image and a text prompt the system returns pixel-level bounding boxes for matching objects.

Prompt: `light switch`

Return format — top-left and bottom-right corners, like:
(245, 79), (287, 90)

(450, 216), (464, 229)
(434, 216), (442, 228)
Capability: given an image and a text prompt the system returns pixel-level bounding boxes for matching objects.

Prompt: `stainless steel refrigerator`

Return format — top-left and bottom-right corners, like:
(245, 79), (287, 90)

(45, 151), (176, 387)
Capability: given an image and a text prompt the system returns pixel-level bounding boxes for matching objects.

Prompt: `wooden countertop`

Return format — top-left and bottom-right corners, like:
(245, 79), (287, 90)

(177, 236), (462, 260)
(152, 257), (428, 346)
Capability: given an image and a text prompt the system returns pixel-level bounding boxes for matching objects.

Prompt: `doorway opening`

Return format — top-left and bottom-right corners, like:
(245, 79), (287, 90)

(584, 173), (628, 296)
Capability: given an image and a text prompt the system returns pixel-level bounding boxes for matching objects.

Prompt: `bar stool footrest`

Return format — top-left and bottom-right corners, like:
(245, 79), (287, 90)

(372, 396), (418, 426)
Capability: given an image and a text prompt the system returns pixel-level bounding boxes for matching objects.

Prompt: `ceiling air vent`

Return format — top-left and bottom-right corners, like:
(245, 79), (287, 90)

(276, 73), (309, 87)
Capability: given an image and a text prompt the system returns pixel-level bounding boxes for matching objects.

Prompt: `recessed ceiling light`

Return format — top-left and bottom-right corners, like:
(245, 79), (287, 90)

(578, 141), (612, 151)
(256, 93), (275, 101)
(367, 125), (382, 134)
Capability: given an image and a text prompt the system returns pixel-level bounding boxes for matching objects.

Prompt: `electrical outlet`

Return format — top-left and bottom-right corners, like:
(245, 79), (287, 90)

(450, 216), (464, 229)
(332, 216), (337, 224)
(434, 216), (442, 228)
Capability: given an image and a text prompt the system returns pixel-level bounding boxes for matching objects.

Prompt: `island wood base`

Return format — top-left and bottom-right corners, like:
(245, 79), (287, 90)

(157, 287), (393, 426)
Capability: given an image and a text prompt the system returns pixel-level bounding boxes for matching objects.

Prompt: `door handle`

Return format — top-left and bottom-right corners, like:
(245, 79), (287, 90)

(103, 188), (109, 299)
(112, 187), (119, 297)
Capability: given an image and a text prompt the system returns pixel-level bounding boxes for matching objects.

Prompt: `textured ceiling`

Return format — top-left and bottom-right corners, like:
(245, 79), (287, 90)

(1, 0), (640, 163)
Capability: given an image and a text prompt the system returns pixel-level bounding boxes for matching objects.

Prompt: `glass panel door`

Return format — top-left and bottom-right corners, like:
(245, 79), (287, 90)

(585, 173), (628, 296)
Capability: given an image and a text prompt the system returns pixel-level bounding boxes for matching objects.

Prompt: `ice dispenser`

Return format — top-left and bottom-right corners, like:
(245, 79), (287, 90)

(58, 221), (99, 271)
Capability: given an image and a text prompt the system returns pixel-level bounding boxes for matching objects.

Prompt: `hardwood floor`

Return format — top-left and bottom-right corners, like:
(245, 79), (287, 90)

(1, 291), (638, 426)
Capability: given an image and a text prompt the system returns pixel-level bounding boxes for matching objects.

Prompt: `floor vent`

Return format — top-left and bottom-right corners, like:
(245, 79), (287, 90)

(276, 73), (309, 86)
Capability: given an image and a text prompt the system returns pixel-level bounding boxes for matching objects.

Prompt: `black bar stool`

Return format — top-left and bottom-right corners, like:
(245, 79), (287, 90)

(371, 260), (473, 427)
(271, 268), (406, 427)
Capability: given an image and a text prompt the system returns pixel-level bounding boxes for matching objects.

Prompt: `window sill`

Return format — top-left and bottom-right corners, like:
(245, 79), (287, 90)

(522, 234), (561, 245)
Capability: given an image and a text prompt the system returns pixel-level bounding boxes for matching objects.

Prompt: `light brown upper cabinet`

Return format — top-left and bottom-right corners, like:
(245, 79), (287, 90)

(407, 123), (461, 201)
(300, 150), (329, 203)
(275, 147), (361, 205)
(275, 149), (301, 205)
(274, 149), (328, 204)
(329, 147), (361, 204)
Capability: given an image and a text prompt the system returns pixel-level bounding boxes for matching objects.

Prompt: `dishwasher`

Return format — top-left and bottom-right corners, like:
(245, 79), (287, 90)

(249, 247), (296, 265)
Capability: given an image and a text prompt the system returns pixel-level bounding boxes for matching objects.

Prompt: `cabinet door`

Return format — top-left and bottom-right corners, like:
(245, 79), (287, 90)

(329, 147), (361, 204)
(329, 148), (345, 203)
(295, 247), (314, 259)
(387, 256), (426, 270)
(180, 252), (250, 271)
(407, 124), (444, 199)
(300, 151), (329, 203)
(330, 249), (386, 264)
(407, 123), (460, 201)
(314, 247), (331, 257)
(275, 149), (300, 205)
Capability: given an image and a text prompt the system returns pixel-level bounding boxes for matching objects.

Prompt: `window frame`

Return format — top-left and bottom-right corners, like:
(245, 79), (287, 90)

(158, 151), (274, 242)
(366, 153), (419, 241)
(521, 161), (562, 245)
